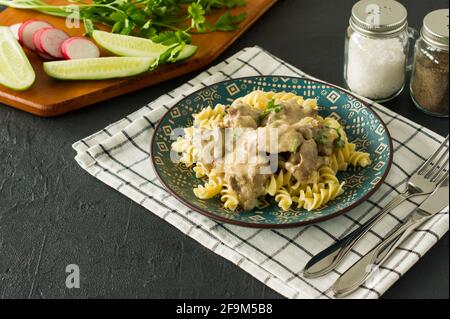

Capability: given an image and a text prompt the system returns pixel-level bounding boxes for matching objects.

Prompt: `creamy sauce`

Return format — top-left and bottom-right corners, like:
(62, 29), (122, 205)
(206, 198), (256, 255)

(199, 100), (341, 211)
(222, 102), (262, 129)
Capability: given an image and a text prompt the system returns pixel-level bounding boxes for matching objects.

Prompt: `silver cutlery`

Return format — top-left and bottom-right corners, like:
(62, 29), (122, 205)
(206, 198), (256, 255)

(332, 177), (449, 298)
(303, 135), (449, 278)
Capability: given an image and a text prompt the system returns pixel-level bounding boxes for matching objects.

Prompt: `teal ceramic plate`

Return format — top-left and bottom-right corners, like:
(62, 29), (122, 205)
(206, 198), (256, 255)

(151, 76), (393, 228)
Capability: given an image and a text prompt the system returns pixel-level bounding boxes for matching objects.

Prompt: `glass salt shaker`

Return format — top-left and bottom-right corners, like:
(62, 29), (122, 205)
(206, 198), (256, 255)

(410, 9), (449, 118)
(344, 0), (418, 102)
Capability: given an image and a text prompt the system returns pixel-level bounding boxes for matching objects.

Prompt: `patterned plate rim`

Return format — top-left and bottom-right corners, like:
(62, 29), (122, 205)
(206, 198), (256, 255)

(150, 76), (394, 229)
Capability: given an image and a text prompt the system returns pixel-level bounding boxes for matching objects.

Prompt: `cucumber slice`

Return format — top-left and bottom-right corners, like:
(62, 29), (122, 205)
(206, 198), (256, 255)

(43, 57), (155, 80)
(93, 31), (168, 58)
(92, 30), (198, 62)
(0, 27), (35, 91)
(173, 44), (198, 62)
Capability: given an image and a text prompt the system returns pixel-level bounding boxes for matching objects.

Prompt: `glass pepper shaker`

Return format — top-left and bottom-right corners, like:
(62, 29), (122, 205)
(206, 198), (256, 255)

(344, 0), (418, 102)
(410, 9), (449, 117)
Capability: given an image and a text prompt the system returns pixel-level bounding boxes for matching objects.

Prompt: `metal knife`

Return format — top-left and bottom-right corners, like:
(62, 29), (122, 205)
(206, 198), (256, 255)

(332, 178), (449, 298)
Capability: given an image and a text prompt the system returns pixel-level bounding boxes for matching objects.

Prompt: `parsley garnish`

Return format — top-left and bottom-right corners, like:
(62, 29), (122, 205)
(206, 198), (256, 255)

(214, 12), (247, 31)
(259, 99), (282, 121)
(314, 132), (328, 145)
(0, 0), (248, 43)
(335, 138), (346, 148)
(322, 126), (346, 148)
(188, 2), (208, 31)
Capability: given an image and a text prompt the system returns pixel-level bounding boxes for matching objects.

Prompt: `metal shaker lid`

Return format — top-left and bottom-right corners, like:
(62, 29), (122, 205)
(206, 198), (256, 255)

(422, 9), (449, 51)
(350, 0), (408, 37)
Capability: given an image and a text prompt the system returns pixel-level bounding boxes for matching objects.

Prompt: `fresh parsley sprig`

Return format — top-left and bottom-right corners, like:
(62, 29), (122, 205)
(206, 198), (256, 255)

(0, 0), (248, 44)
(259, 99), (282, 121)
(315, 126), (346, 148)
(328, 126), (346, 148)
(314, 131), (329, 146)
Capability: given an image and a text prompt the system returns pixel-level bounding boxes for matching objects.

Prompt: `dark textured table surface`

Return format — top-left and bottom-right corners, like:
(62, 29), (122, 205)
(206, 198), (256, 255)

(0, 0), (449, 299)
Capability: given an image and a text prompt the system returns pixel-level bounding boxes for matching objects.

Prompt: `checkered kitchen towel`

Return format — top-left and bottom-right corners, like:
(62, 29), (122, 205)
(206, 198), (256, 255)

(73, 47), (449, 299)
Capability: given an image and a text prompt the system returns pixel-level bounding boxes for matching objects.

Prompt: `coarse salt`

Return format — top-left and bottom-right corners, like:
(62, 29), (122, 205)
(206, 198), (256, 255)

(346, 35), (406, 100)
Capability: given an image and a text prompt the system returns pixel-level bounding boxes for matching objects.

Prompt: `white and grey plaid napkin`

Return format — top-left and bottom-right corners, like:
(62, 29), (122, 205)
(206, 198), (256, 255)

(73, 47), (449, 299)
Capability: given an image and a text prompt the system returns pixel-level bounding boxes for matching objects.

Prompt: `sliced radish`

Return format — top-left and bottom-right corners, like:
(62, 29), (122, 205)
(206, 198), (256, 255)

(33, 27), (53, 54)
(9, 23), (22, 40)
(37, 51), (55, 61)
(39, 28), (69, 59)
(61, 37), (100, 60)
(18, 19), (53, 51)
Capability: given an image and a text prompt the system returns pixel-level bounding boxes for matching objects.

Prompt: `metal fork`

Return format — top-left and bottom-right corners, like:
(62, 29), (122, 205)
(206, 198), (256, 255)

(303, 135), (449, 278)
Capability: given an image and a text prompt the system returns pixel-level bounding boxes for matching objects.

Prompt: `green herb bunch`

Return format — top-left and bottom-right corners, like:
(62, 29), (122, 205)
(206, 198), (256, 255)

(0, 0), (247, 44)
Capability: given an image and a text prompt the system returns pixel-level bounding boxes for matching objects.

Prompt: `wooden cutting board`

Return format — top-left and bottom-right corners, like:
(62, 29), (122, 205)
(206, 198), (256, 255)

(0, 0), (277, 116)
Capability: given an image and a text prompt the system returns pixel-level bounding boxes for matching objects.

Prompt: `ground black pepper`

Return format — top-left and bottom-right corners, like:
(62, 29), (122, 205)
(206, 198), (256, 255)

(411, 49), (449, 116)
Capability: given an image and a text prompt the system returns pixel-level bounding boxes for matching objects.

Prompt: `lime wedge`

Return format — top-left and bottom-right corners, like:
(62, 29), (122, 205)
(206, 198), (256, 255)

(0, 27), (35, 91)
(92, 30), (198, 62)
(93, 31), (168, 59)
(43, 57), (155, 80)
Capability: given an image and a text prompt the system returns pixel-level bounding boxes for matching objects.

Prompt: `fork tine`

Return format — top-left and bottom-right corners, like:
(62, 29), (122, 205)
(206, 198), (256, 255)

(419, 135), (449, 176)
(425, 145), (449, 179)
(431, 156), (449, 183)
(418, 135), (448, 174)
(436, 169), (450, 186)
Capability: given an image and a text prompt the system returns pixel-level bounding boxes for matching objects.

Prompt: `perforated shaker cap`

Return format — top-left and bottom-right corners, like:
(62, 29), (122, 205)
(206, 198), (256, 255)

(350, 0), (408, 37)
(422, 9), (449, 51)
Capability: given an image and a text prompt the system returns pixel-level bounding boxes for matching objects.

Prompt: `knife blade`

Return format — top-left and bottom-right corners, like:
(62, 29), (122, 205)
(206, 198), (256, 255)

(416, 180), (449, 217)
(332, 178), (449, 298)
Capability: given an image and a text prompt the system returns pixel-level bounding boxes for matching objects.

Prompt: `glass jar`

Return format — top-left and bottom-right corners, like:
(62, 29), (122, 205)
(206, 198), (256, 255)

(410, 9), (449, 117)
(344, 0), (417, 102)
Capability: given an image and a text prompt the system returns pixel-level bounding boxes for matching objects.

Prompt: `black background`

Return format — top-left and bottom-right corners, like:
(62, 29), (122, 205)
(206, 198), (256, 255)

(0, 0), (448, 299)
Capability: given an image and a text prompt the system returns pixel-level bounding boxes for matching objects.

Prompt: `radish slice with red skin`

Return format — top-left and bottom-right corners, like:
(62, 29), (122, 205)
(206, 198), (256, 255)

(9, 23), (22, 40)
(18, 19), (53, 51)
(35, 30), (56, 60)
(61, 37), (100, 60)
(37, 51), (55, 61)
(39, 28), (69, 59)
(33, 27), (53, 54)
(18, 19), (35, 45)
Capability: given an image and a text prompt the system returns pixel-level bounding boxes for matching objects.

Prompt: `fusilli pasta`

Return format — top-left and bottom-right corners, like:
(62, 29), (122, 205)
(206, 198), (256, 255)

(275, 187), (294, 211)
(265, 170), (291, 196)
(172, 90), (372, 213)
(233, 91), (309, 111)
(193, 172), (224, 199)
(294, 182), (345, 211)
(221, 184), (239, 211)
(193, 162), (210, 179)
(193, 104), (226, 128)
